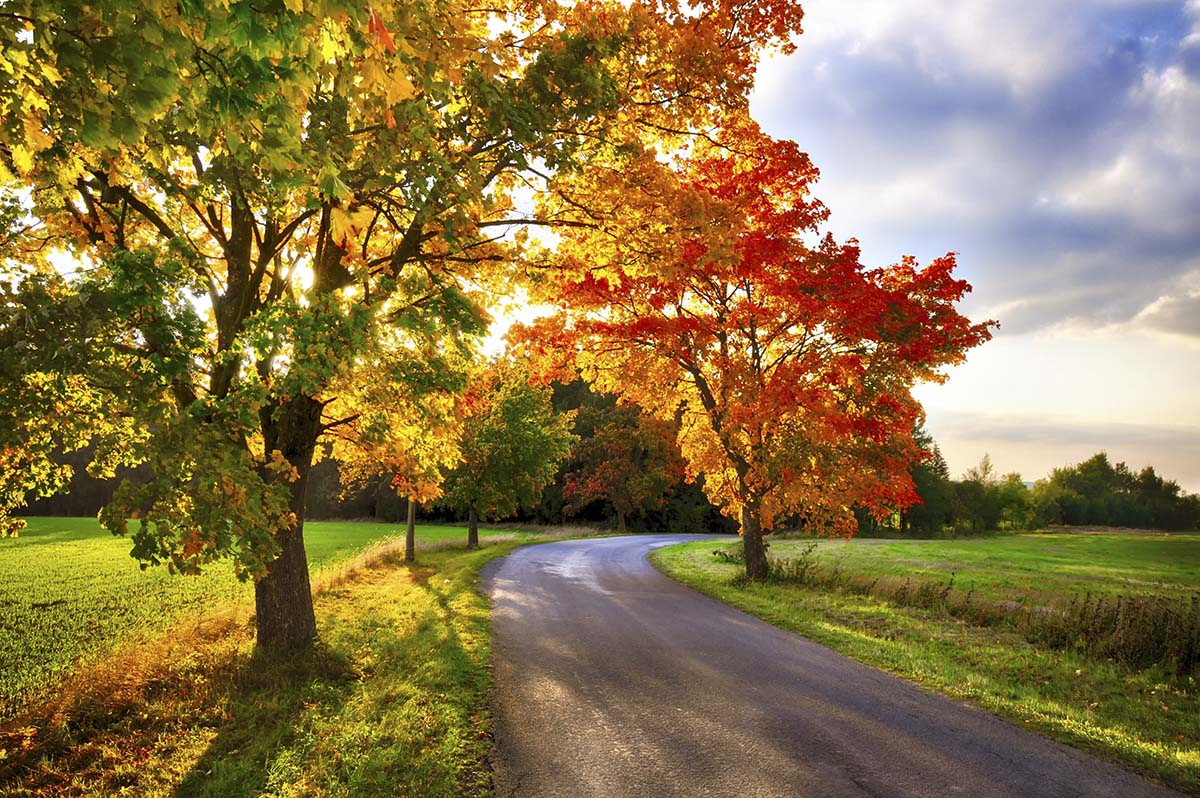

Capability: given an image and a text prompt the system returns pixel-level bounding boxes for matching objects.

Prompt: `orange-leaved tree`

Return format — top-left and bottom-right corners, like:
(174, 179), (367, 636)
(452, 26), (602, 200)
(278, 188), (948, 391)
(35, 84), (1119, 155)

(562, 401), (686, 532)
(521, 121), (995, 578)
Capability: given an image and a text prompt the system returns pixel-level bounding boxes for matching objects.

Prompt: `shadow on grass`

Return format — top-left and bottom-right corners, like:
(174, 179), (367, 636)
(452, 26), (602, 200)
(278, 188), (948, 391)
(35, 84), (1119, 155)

(173, 642), (357, 798)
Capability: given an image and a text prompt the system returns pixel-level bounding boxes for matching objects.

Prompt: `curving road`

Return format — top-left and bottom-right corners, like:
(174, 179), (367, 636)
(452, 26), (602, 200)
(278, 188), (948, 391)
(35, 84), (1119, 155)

(483, 534), (1179, 798)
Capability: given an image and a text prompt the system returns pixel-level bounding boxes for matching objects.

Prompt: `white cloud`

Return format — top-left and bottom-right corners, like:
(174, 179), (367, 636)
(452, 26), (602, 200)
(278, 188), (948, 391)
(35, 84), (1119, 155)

(754, 0), (1200, 333)
(1132, 285), (1200, 338)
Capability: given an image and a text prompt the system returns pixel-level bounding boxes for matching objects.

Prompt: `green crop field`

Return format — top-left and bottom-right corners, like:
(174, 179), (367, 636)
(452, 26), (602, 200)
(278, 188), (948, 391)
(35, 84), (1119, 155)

(0, 516), (535, 717)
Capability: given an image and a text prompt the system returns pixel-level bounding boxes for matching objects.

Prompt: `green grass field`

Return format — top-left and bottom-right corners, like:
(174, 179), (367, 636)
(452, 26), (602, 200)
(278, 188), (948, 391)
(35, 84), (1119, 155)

(652, 533), (1200, 794)
(1, 540), (522, 797)
(0, 517), (535, 718)
(766, 533), (1200, 602)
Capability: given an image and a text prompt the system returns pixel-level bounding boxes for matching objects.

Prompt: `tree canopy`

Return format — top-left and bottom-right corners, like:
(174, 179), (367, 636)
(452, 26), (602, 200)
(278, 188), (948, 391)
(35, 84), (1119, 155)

(562, 400), (686, 532)
(521, 122), (994, 577)
(0, 0), (805, 647)
(440, 357), (574, 547)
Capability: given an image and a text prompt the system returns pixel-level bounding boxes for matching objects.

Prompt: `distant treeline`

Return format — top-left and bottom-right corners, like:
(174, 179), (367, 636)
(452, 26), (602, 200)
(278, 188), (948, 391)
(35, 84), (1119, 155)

(878, 437), (1200, 536)
(23, 396), (1199, 536)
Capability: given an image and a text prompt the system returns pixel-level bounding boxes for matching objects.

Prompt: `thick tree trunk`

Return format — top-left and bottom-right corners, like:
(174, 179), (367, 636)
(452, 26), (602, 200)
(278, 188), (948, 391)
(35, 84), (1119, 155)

(741, 503), (769, 580)
(405, 496), (416, 563)
(255, 395), (322, 653)
(467, 507), (479, 549)
(616, 508), (627, 533)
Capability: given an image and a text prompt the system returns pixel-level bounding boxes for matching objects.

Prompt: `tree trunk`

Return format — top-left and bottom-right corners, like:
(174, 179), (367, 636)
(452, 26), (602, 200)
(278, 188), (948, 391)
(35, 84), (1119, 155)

(255, 395), (322, 653)
(405, 496), (416, 563)
(467, 507), (479, 549)
(616, 507), (627, 533)
(741, 503), (769, 580)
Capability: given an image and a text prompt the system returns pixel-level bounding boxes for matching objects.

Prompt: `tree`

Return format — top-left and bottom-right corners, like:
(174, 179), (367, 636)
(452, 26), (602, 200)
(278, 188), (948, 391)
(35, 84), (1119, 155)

(964, 453), (999, 488)
(0, 1), (803, 649)
(562, 401), (686, 532)
(902, 427), (951, 536)
(994, 472), (1031, 530)
(439, 358), (574, 547)
(954, 453), (1003, 532)
(521, 122), (994, 578)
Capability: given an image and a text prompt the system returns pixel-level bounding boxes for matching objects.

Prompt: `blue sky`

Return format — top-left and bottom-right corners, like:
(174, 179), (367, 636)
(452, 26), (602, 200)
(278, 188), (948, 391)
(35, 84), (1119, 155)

(752, 0), (1200, 490)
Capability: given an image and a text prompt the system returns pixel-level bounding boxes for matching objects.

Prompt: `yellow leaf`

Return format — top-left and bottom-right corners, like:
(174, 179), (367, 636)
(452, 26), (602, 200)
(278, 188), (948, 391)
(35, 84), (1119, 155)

(41, 63), (63, 85)
(320, 24), (344, 62)
(329, 206), (374, 246)
(23, 117), (52, 150)
(10, 143), (33, 175)
(21, 87), (49, 114)
(386, 72), (415, 104)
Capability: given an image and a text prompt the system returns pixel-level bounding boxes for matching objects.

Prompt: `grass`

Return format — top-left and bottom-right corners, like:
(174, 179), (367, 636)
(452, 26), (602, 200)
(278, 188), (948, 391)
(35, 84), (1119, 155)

(0, 538), (523, 797)
(0, 517), (539, 718)
(765, 533), (1200, 603)
(651, 535), (1200, 796)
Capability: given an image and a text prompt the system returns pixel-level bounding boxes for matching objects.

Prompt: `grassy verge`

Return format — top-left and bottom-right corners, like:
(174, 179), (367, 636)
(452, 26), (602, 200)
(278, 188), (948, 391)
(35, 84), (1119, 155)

(0, 517), (539, 716)
(763, 533), (1200, 602)
(651, 540), (1200, 795)
(0, 538), (524, 797)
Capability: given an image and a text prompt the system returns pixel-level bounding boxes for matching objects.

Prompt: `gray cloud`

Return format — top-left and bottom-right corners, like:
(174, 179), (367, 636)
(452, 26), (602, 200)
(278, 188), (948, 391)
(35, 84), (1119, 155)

(753, 0), (1200, 337)
(1133, 289), (1200, 336)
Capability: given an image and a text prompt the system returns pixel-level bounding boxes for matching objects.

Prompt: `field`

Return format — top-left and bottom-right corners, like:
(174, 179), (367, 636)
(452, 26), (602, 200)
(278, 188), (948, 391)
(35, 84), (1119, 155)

(0, 517), (538, 718)
(767, 532), (1200, 602)
(652, 533), (1200, 794)
(1, 539), (523, 797)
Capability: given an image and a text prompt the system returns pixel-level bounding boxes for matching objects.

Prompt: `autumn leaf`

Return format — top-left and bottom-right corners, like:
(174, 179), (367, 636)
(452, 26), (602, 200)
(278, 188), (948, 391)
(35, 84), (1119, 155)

(329, 206), (374, 247)
(367, 5), (397, 54)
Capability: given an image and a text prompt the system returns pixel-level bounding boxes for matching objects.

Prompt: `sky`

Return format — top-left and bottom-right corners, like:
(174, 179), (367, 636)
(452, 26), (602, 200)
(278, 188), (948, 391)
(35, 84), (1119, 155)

(750, 0), (1200, 491)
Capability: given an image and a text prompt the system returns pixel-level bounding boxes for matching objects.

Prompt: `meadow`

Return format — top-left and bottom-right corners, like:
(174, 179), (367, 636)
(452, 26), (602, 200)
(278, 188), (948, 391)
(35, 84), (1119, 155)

(765, 532), (1200, 601)
(0, 517), (537, 718)
(1, 539), (526, 797)
(653, 532), (1200, 793)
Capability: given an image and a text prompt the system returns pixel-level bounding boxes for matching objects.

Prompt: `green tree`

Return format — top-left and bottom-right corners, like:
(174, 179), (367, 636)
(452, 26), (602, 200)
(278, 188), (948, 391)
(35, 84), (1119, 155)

(0, 1), (800, 649)
(440, 359), (574, 548)
(954, 454), (1002, 533)
(994, 472), (1031, 530)
(901, 428), (951, 536)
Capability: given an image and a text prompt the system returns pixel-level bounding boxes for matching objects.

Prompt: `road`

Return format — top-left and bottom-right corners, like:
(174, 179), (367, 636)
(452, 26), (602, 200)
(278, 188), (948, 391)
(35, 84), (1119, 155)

(483, 534), (1179, 798)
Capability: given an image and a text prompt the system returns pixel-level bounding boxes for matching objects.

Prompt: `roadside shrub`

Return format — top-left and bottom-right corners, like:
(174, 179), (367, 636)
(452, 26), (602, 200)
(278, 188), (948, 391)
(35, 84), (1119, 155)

(766, 541), (819, 584)
(712, 541), (744, 564)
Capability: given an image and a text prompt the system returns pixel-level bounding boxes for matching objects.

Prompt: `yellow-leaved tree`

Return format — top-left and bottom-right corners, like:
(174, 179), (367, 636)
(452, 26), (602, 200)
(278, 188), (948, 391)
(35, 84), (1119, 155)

(0, 0), (803, 649)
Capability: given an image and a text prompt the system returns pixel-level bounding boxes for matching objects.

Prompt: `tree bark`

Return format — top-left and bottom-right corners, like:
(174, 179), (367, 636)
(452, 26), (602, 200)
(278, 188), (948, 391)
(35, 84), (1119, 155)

(405, 496), (416, 563)
(741, 503), (769, 580)
(616, 508), (627, 533)
(255, 395), (322, 653)
(467, 507), (479, 549)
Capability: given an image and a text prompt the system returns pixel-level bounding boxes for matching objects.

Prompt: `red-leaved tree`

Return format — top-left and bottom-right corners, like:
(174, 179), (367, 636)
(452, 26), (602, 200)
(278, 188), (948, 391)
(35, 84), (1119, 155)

(522, 120), (994, 578)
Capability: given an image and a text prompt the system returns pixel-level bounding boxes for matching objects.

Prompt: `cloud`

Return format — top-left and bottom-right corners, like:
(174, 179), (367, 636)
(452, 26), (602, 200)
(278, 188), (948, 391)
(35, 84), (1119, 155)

(1132, 288), (1200, 337)
(753, 0), (1200, 335)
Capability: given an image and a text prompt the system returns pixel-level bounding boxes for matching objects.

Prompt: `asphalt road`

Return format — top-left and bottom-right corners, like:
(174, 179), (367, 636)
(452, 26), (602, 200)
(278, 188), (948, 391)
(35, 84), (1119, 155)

(483, 534), (1180, 798)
